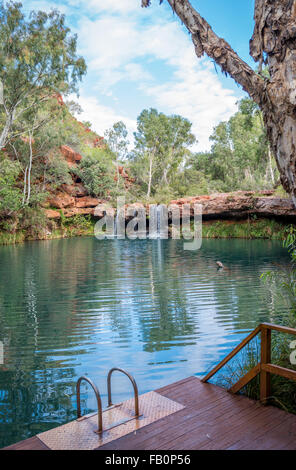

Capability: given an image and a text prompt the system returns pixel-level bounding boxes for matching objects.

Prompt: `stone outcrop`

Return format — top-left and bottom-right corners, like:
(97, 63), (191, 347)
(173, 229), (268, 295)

(46, 191), (100, 218)
(45, 190), (296, 221)
(60, 184), (88, 198)
(60, 146), (83, 167)
(76, 196), (102, 208)
(47, 193), (76, 209)
(115, 166), (135, 187)
(44, 209), (61, 219)
(169, 191), (296, 220)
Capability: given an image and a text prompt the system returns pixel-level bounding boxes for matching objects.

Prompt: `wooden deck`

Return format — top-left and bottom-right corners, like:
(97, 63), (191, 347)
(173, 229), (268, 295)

(4, 377), (296, 450)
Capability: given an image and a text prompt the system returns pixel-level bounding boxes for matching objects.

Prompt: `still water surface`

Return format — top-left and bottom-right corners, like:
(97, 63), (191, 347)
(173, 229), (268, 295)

(0, 237), (290, 447)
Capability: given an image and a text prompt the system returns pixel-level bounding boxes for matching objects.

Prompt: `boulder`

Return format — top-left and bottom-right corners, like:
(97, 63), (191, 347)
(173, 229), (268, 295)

(75, 196), (100, 208)
(255, 197), (296, 217)
(60, 145), (82, 166)
(60, 184), (88, 197)
(63, 207), (95, 218)
(45, 209), (61, 219)
(48, 193), (75, 209)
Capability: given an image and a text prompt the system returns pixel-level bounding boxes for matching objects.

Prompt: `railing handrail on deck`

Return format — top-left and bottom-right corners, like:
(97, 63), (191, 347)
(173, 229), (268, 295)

(202, 323), (296, 403)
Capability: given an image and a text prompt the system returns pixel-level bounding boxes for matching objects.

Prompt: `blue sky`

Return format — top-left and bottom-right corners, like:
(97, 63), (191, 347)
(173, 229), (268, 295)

(24, 0), (257, 150)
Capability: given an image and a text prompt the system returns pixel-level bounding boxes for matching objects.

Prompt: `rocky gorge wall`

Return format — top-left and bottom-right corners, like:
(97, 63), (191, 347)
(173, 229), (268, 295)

(44, 190), (296, 222)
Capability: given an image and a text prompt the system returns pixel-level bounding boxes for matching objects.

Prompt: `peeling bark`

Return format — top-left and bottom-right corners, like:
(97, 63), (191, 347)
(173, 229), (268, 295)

(142, 0), (296, 205)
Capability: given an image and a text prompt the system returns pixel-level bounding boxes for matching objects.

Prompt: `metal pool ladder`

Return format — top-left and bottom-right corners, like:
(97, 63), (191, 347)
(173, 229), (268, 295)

(107, 367), (139, 417)
(76, 368), (140, 435)
(76, 376), (103, 434)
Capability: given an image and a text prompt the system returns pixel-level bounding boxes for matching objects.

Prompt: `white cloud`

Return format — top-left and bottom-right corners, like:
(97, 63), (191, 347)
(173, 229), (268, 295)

(76, 95), (136, 141)
(124, 63), (153, 82)
(82, 0), (137, 14)
(25, 0), (240, 150)
(76, 11), (238, 150)
(145, 57), (237, 149)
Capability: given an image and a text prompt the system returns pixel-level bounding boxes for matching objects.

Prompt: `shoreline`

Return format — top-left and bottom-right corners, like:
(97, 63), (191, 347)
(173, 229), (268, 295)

(0, 217), (293, 246)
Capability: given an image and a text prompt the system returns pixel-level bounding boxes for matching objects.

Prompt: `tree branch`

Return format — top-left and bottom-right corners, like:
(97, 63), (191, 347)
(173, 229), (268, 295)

(143, 0), (266, 106)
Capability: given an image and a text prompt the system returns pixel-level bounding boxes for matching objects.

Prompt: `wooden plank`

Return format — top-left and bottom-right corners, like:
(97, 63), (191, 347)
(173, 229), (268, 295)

(4, 376), (296, 451)
(156, 376), (195, 394)
(189, 402), (287, 451)
(162, 406), (271, 450)
(261, 323), (296, 336)
(227, 413), (296, 451)
(99, 387), (240, 451)
(260, 327), (271, 404)
(229, 363), (261, 394)
(261, 363), (296, 381)
(3, 436), (49, 451)
(138, 393), (255, 450)
(201, 326), (261, 383)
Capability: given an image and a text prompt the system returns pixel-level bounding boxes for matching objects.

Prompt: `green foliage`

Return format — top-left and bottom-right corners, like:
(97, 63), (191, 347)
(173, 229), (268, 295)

(74, 148), (116, 198)
(45, 154), (72, 189)
(0, 1), (86, 149)
(61, 214), (94, 236)
(0, 157), (22, 212)
(0, 1), (87, 230)
(0, 1), (86, 92)
(226, 228), (296, 414)
(170, 168), (210, 199)
(202, 219), (290, 240)
(19, 206), (48, 238)
(261, 226), (296, 313)
(105, 121), (128, 160)
(105, 121), (129, 191)
(129, 108), (195, 199)
(187, 98), (278, 195)
(0, 229), (25, 244)
(126, 99), (280, 202)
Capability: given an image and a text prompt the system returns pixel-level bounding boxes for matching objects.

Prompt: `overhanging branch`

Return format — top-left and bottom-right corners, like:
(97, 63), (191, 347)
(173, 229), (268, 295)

(142, 0), (266, 106)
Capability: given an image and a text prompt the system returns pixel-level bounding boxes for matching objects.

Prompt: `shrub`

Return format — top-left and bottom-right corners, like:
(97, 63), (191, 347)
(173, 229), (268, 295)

(74, 148), (116, 198)
(0, 159), (22, 213)
(46, 155), (72, 188)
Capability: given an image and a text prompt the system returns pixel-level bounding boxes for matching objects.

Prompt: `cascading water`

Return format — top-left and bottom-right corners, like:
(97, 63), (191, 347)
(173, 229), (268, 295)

(149, 204), (167, 239)
(114, 212), (118, 237)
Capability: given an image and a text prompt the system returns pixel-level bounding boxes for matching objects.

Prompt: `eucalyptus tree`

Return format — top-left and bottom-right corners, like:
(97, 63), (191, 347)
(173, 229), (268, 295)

(9, 98), (72, 207)
(141, 0), (296, 205)
(131, 108), (195, 198)
(159, 114), (196, 186)
(188, 99), (275, 193)
(104, 121), (129, 188)
(0, 1), (86, 149)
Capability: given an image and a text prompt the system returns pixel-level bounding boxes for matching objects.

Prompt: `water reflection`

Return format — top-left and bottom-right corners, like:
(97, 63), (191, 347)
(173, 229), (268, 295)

(0, 238), (290, 446)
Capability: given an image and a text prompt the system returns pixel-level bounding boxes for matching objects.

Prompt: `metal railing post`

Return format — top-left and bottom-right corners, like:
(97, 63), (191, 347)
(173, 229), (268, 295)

(76, 376), (103, 434)
(107, 368), (139, 417)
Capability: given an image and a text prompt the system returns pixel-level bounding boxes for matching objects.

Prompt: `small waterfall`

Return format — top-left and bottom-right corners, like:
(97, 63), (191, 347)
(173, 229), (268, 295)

(156, 205), (161, 235)
(149, 205), (167, 239)
(114, 211), (118, 237)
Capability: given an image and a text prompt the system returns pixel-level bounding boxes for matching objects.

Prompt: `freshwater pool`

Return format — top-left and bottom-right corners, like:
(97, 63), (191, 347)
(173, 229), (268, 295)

(0, 237), (290, 447)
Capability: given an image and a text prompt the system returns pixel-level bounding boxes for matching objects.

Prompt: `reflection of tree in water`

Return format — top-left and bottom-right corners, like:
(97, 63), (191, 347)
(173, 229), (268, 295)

(0, 239), (110, 447)
(205, 239), (290, 330)
(0, 237), (290, 447)
(137, 241), (196, 352)
(0, 366), (76, 447)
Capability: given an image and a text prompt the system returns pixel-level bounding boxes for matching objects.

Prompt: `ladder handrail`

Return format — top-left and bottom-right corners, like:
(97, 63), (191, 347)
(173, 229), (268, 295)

(107, 368), (139, 417)
(76, 376), (103, 434)
(202, 323), (296, 403)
